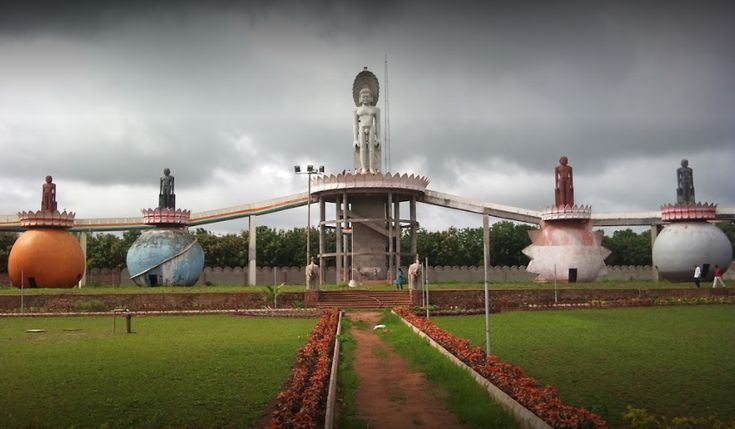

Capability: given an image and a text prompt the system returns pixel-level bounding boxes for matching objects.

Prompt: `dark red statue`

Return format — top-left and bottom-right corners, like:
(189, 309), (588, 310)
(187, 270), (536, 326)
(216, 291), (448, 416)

(41, 175), (57, 212)
(554, 156), (574, 207)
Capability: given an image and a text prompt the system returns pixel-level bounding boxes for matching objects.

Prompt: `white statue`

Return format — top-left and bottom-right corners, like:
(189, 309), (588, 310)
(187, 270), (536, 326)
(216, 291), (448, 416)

(408, 255), (422, 290)
(305, 257), (320, 290)
(352, 67), (381, 173)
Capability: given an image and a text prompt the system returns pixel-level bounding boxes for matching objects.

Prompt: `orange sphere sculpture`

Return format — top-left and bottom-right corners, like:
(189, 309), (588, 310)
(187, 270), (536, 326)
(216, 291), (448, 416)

(8, 228), (85, 288)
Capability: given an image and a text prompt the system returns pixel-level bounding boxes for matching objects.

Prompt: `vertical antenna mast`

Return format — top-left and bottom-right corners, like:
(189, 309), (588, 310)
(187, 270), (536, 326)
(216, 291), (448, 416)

(384, 53), (391, 172)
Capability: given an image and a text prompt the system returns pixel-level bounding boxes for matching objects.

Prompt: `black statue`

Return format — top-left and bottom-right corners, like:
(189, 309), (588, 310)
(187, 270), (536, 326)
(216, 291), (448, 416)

(676, 159), (695, 204)
(159, 168), (176, 209)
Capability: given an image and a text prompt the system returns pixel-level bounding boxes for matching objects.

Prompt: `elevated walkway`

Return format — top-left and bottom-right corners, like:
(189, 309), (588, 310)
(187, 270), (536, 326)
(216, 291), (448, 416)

(317, 290), (410, 309)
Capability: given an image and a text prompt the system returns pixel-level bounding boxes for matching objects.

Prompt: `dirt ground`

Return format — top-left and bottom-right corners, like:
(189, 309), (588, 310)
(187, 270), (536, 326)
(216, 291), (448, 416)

(348, 312), (464, 429)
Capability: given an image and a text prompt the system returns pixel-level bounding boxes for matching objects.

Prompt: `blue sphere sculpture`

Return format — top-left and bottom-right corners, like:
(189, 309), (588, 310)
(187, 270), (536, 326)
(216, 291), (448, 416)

(126, 228), (204, 287)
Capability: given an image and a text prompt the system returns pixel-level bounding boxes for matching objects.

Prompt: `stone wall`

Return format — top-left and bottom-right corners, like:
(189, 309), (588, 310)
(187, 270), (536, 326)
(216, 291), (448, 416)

(2, 263), (735, 287)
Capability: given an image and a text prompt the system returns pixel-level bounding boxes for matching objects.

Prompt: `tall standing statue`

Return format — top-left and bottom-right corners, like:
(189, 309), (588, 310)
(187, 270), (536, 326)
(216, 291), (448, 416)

(305, 257), (320, 290)
(352, 67), (381, 173)
(676, 159), (695, 204)
(41, 175), (57, 212)
(554, 156), (574, 207)
(159, 168), (176, 209)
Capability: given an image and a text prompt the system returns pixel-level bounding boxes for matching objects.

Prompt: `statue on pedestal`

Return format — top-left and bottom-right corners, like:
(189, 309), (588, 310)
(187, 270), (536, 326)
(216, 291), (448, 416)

(305, 257), (320, 290)
(408, 255), (422, 290)
(352, 67), (381, 173)
(676, 159), (695, 204)
(41, 175), (57, 212)
(159, 168), (176, 209)
(554, 156), (574, 207)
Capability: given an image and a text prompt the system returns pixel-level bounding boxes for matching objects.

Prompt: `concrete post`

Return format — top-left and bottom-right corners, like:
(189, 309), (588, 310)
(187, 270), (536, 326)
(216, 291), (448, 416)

(410, 196), (417, 258)
(77, 231), (87, 288)
(650, 224), (660, 282)
(335, 194), (342, 284)
(342, 192), (349, 283)
(248, 216), (257, 286)
(319, 196), (326, 285)
(394, 199), (401, 281)
(387, 191), (394, 283)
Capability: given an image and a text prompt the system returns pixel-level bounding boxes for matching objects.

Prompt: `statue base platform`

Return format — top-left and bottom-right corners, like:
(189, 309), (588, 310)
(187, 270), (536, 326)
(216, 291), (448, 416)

(660, 203), (717, 222)
(311, 171), (430, 194)
(142, 208), (191, 226)
(540, 205), (591, 221)
(17, 210), (75, 228)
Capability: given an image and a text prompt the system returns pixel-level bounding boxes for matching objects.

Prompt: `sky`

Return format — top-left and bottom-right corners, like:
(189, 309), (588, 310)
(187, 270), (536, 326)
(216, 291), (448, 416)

(1, 0), (733, 234)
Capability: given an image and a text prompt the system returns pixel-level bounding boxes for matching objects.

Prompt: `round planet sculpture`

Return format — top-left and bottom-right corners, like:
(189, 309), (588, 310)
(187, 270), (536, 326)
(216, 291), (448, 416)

(8, 176), (84, 288)
(126, 168), (204, 287)
(652, 160), (732, 281)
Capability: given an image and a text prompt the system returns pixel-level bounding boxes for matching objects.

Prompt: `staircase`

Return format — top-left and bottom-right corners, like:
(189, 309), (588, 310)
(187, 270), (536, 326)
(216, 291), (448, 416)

(317, 290), (410, 309)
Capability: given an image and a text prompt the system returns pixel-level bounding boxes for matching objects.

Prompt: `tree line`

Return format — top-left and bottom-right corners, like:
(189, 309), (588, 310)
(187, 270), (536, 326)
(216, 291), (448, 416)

(1, 222), (733, 272)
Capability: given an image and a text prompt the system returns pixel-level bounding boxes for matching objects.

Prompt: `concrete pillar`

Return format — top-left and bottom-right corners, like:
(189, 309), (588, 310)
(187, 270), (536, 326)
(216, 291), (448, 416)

(77, 231), (87, 288)
(248, 216), (257, 286)
(387, 192), (393, 283)
(410, 196), (417, 257)
(650, 224), (660, 282)
(342, 192), (349, 283)
(335, 194), (342, 284)
(394, 199), (401, 281)
(319, 196), (326, 285)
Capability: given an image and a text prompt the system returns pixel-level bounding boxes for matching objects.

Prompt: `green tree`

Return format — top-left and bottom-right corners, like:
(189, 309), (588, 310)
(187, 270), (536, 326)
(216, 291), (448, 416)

(717, 222), (735, 256)
(86, 231), (141, 269)
(0, 232), (19, 273)
(602, 229), (652, 266)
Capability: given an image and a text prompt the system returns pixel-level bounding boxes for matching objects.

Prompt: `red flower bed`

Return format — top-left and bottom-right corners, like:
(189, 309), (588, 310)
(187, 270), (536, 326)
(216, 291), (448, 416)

(269, 309), (339, 429)
(395, 307), (607, 429)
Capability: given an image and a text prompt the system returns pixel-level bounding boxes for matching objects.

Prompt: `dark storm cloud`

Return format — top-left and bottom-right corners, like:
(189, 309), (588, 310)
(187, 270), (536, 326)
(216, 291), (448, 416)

(1, 0), (733, 229)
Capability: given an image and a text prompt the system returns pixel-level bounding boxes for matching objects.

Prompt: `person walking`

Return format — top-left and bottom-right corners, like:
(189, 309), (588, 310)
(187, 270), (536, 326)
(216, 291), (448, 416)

(712, 265), (726, 288)
(395, 268), (405, 290)
(693, 265), (702, 288)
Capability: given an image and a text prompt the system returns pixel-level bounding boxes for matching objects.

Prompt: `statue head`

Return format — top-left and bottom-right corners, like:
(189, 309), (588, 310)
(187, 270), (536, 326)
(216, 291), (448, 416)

(681, 159), (689, 168)
(559, 156), (568, 166)
(359, 87), (373, 105)
(45, 175), (53, 184)
(163, 168), (171, 176)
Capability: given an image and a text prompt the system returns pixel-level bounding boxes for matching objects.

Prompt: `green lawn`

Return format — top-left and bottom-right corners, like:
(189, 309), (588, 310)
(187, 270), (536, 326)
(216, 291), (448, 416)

(432, 306), (735, 428)
(0, 315), (316, 428)
(0, 279), (687, 296)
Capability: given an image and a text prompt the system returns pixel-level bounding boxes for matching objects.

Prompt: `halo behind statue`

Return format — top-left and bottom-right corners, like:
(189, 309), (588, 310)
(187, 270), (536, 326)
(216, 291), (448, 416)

(352, 67), (380, 106)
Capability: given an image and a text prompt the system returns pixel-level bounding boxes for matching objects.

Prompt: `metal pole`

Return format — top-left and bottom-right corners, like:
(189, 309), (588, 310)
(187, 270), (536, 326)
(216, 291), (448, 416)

(554, 264), (558, 304)
(306, 174), (311, 265)
(424, 257), (429, 319)
(20, 269), (24, 314)
(483, 211), (491, 356)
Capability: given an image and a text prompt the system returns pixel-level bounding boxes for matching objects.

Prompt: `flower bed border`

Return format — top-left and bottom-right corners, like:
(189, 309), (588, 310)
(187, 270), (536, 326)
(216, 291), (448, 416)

(268, 308), (339, 429)
(394, 307), (607, 429)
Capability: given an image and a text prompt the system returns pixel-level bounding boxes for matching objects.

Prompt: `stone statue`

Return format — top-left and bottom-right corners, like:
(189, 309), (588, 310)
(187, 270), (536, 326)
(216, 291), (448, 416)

(408, 255), (422, 290)
(352, 67), (381, 173)
(305, 257), (320, 290)
(676, 159), (695, 204)
(41, 175), (57, 212)
(159, 168), (176, 209)
(554, 156), (574, 207)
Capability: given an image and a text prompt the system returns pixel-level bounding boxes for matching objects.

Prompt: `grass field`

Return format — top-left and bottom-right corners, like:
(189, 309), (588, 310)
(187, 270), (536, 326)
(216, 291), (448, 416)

(0, 315), (316, 428)
(0, 279), (690, 296)
(432, 306), (735, 428)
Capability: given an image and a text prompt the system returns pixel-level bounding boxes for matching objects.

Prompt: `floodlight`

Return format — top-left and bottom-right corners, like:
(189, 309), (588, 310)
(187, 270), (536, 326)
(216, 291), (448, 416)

(294, 165), (301, 173)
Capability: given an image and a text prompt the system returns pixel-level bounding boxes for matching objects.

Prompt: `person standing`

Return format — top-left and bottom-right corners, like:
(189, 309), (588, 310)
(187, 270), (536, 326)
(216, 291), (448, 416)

(395, 268), (405, 290)
(693, 265), (702, 288)
(712, 265), (726, 288)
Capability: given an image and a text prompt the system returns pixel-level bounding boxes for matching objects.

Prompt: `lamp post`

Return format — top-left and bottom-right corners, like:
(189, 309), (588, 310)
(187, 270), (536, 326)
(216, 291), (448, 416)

(294, 164), (325, 265)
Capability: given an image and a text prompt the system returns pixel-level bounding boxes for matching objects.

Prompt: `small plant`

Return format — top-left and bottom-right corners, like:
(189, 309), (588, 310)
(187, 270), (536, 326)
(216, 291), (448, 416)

(623, 407), (735, 429)
(261, 284), (283, 308)
(290, 300), (305, 309)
